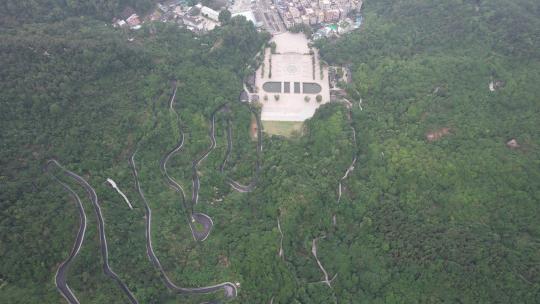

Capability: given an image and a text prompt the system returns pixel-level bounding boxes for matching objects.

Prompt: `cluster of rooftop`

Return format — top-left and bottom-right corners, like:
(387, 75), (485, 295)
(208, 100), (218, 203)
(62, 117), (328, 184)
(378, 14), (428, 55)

(112, 6), (144, 30)
(113, 1), (222, 33)
(275, 0), (362, 28)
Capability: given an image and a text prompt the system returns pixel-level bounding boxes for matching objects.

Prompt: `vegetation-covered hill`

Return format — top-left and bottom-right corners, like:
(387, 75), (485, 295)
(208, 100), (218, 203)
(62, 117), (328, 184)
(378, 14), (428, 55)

(0, 17), (271, 303)
(0, 0), (539, 303)
(1, 0), (156, 25)
(315, 0), (540, 302)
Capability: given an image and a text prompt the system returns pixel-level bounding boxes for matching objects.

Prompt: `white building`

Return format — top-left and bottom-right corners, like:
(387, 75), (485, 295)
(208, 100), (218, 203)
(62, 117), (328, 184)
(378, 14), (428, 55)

(201, 6), (220, 21)
(114, 19), (127, 28)
(320, 0), (331, 10)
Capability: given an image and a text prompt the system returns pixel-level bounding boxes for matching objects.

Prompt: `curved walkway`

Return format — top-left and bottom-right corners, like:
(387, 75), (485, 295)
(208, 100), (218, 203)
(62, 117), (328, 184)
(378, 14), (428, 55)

(308, 102), (358, 295)
(106, 178), (133, 209)
(311, 237), (337, 287)
(277, 217), (284, 259)
(337, 103), (358, 204)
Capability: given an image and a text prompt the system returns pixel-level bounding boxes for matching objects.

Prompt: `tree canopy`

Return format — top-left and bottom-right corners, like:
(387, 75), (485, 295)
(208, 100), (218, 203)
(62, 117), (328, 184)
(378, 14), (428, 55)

(0, 0), (156, 26)
(0, 0), (539, 303)
(218, 9), (231, 24)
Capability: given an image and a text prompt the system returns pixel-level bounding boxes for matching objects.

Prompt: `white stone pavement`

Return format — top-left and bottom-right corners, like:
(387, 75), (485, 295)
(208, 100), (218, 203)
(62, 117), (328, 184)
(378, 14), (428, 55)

(255, 32), (330, 122)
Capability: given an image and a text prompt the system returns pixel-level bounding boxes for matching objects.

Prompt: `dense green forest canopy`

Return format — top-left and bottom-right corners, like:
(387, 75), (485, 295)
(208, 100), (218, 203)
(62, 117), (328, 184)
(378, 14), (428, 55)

(0, 0), (156, 25)
(1, 0), (539, 303)
(314, 0), (540, 301)
(0, 17), (271, 303)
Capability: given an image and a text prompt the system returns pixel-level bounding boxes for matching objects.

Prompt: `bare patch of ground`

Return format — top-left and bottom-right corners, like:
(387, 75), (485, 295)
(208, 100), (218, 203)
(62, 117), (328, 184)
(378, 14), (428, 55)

(219, 254), (230, 267)
(506, 138), (520, 149)
(210, 38), (223, 52)
(250, 114), (258, 140)
(426, 127), (451, 142)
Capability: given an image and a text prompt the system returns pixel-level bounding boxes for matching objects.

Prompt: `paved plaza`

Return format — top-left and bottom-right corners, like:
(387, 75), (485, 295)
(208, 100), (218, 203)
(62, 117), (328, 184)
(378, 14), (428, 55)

(254, 32), (330, 121)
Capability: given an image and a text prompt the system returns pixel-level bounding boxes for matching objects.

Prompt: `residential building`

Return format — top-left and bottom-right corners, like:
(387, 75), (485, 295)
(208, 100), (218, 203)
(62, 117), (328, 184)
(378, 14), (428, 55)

(126, 14), (141, 27)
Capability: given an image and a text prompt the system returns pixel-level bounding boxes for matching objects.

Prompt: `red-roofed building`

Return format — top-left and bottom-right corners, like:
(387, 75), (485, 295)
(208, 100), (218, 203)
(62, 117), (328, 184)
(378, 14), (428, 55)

(126, 14), (141, 27)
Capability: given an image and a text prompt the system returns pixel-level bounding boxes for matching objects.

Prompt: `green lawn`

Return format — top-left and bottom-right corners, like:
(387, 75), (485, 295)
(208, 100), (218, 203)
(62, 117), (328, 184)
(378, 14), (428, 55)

(262, 121), (304, 137)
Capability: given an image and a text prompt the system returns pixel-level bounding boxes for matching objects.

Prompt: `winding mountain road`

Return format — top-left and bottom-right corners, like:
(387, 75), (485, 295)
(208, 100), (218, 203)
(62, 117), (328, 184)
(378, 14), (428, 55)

(46, 160), (87, 304)
(47, 82), (355, 302)
(191, 108), (218, 207)
(219, 103), (263, 193)
(47, 85), (264, 301)
(219, 117), (233, 173)
(47, 159), (139, 304)
(159, 128), (204, 241)
(128, 84), (237, 297)
(129, 151), (238, 298)
(161, 85), (215, 241)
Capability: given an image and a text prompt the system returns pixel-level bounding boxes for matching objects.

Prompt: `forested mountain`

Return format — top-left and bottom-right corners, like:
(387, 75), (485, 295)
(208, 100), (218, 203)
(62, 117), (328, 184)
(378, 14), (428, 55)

(314, 0), (540, 301)
(0, 17), (270, 303)
(0, 0), (156, 25)
(1, 0), (539, 303)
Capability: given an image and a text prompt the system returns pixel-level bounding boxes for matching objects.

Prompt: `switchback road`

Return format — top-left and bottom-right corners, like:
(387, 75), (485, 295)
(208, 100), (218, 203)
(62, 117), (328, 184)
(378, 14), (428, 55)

(46, 160), (87, 304)
(47, 159), (138, 304)
(129, 151), (237, 298)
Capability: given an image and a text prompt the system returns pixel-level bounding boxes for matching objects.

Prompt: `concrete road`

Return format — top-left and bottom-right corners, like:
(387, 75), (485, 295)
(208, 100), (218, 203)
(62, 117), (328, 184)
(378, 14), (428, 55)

(130, 151), (237, 298)
(48, 159), (139, 304)
(46, 160), (87, 304)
